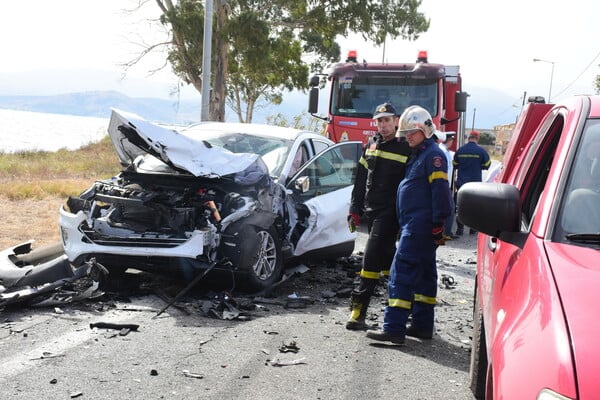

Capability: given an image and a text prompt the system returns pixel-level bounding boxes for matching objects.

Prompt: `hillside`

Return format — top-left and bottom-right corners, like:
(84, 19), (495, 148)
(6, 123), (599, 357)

(0, 91), (201, 125)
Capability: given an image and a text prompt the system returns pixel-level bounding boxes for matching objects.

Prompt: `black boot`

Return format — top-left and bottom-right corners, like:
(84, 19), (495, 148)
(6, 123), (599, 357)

(365, 329), (405, 344)
(346, 292), (371, 330)
(455, 221), (464, 236)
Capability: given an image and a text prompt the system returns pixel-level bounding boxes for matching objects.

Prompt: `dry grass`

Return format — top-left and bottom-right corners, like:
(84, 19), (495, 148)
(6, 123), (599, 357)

(0, 137), (120, 250)
(0, 195), (64, 249)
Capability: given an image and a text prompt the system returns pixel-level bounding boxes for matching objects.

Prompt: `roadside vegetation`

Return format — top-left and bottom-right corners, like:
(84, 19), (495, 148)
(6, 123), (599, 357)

(0, 135), (118, 200)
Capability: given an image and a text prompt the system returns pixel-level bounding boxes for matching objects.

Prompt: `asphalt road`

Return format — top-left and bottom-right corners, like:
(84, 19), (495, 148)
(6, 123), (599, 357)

(0, 232), (478, 399)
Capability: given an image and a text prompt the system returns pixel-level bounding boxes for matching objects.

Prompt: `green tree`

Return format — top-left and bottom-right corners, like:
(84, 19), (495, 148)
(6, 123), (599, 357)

(479, 132), (495, 146)
(152, 0), (429, 122)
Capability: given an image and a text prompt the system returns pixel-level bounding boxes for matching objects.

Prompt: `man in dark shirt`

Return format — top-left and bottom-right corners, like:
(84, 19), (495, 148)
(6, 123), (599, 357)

(346, 102), (411, 330)
(452, 131), (491, 235)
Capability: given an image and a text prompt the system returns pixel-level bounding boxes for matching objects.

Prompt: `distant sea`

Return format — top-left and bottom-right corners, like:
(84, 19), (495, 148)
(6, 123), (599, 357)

(1, 108), (108, 153)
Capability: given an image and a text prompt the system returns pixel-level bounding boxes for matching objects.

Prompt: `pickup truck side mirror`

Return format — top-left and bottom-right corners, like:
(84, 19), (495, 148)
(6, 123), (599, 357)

(457, 182), (527, 248)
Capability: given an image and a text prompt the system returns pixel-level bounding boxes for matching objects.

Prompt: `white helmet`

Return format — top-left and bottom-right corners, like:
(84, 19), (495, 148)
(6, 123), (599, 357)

(396, 105), (436, 138)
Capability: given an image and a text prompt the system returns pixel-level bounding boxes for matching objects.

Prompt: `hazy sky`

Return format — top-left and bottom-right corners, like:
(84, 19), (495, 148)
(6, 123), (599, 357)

(2, 0), (600, 122)
(3, 1), (167, 76)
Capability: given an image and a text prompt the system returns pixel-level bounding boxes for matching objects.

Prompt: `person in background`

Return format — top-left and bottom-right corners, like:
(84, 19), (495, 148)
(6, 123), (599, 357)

(346, 102), (411, 330)
(366, 105), (452, 344)
(452, 130), (491, 235)
(437, 131), (457, 240)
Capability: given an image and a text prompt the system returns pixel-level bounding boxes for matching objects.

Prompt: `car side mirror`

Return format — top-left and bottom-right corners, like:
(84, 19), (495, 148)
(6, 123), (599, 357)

(294, 176), (310, 193)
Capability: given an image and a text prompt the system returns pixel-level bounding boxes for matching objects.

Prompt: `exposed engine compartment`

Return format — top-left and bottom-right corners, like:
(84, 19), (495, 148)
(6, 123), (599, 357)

(64, 169), (279, 265)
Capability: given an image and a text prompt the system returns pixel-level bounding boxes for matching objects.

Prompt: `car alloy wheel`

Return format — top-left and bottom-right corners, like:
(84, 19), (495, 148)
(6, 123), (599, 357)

(252, 229), (278, 281)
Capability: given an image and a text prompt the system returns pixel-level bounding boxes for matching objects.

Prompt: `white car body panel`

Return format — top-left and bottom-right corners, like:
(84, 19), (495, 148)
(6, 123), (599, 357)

(293, 185), (355, 256)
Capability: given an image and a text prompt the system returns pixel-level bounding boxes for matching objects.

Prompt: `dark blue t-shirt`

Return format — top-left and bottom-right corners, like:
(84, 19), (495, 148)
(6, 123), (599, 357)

(453, 141), (491, 188)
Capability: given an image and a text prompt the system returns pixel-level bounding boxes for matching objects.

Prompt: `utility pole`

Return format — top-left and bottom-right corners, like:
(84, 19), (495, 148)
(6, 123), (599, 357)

(533, 58), (555, 103)
(200, 0), (213, 121)
(471, 107), (476, 132)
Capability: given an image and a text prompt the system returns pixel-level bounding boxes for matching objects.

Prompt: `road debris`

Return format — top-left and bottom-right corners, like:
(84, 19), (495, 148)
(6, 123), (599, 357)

(0, 242), (107, 308)
(153, 261), (217, 318)
(182, 369), (204, 379)
(269, 357), (307, 367)
(279, 340), (300, 353)
(90, 322), (140, 331)
(440, 274), (457, 289)
(30, 351), (66, 360)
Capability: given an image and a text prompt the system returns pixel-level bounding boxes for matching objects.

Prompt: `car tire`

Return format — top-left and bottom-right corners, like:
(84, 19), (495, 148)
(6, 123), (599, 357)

(242, 226), (283, 292)
(469, 285), (488, 399)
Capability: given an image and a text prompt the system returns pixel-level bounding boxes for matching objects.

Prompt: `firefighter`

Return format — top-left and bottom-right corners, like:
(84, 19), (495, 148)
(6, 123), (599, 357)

(452, 130), (491, 235)
(366, 105), (452, 344)
(346, 102), (411, 330)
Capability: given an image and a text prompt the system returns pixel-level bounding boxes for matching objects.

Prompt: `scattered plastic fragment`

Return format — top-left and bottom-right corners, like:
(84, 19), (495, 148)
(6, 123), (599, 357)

(182, 370), (204, 379)
(269, 357), (307, 367)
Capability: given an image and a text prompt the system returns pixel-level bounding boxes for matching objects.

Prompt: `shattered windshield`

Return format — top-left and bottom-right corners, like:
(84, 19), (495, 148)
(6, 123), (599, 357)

(330, 76), (438, 118)
(556, 119), (600, 246)
(137, 132), (293, 178)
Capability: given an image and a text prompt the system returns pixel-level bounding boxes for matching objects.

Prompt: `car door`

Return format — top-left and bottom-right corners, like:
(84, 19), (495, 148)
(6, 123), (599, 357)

(482, 109), (579, 399)
(285, 141), (362, 257)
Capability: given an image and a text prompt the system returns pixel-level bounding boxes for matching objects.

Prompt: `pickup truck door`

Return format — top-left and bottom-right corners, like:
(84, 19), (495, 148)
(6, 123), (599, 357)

(485, 109), (567, 341)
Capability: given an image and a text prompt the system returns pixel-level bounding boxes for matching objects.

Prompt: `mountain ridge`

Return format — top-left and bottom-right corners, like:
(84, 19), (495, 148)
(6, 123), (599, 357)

(0, 88), (518, 130)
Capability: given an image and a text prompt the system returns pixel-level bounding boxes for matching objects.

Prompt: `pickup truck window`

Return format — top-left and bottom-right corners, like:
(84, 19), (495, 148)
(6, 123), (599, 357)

(556, 119), (600, 244)
(519, 115), (564, 228)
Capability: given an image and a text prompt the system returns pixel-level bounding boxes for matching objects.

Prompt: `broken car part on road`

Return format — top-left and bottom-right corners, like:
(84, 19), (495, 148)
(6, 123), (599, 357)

(0, 241), (107, 308)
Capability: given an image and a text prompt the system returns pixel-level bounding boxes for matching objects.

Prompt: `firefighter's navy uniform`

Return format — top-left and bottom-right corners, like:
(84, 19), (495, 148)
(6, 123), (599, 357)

(347, 131), (410, 328)
(453, 134), (491, 235)
(382, 136), (452, 337)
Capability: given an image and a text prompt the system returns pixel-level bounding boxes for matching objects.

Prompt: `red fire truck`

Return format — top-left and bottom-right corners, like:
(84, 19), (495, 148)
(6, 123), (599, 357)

(308, 50), (467, 150)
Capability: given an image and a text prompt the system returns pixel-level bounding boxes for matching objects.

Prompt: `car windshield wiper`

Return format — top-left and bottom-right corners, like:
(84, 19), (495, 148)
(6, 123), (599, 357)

(565, 233), (600, 244)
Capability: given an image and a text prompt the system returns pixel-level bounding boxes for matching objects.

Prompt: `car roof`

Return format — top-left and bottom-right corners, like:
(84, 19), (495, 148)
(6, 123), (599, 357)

(179, 121), (332, 143)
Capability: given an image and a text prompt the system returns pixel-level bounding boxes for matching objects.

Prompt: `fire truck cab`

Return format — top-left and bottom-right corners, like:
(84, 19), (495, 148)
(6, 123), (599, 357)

(309, 50), (467, 149)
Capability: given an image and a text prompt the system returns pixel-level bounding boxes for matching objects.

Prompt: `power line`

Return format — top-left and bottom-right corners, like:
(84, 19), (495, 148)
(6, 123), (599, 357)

(553, 49), (600, 98)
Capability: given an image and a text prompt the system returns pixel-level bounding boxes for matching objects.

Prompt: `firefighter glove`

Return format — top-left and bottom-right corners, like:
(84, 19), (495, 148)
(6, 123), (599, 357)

(432, 225), (445, 246)
(347, 212), (360, 233)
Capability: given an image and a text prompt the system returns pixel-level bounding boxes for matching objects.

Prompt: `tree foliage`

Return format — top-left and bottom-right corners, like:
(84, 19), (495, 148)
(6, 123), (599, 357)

(153, 0), (430, 122)
(478, 132), (495, 146)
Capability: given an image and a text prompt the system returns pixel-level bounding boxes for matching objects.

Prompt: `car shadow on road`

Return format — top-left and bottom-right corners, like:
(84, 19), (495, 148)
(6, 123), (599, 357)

(368, 335), (470, 372)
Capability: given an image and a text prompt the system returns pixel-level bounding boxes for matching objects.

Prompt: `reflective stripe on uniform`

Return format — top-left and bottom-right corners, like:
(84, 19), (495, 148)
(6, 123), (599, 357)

(388, 298), (412, 309)
(428, 171), (448, 183)
(359, 157), (368, 168)
(380, 269), (390, 277)
(365, 149), (408, 164)
(360, 269), (380, 280)
(414, 293), (437, 305)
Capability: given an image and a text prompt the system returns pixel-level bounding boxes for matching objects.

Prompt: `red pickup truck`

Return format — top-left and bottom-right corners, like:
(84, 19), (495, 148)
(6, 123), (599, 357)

(457, 95), (600, 399)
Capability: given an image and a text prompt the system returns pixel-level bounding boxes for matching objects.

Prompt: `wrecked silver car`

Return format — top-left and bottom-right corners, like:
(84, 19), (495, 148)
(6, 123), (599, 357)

(59, 109), (361, 291)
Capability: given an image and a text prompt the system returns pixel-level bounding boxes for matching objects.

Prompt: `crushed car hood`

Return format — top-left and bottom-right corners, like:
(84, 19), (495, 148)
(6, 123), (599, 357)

(108, 108), (262, 178)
